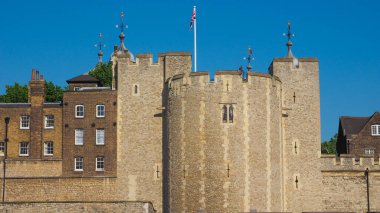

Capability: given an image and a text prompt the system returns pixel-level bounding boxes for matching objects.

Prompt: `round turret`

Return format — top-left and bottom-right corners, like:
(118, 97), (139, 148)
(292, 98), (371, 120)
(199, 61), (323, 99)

(166, 71), (283, 212)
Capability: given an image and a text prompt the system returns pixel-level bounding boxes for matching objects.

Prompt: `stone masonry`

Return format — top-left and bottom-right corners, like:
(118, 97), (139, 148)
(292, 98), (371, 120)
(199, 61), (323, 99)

(0, 36), (379, 213)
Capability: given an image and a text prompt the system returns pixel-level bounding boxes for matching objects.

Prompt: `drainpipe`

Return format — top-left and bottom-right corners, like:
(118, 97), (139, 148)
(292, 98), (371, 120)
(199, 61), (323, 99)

(365, 168), (370, 213)
(2, 117), (10, 203)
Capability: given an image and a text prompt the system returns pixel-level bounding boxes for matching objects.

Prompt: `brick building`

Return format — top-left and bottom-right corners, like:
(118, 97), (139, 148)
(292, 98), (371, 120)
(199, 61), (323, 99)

(0, 70), (63, 161)
(337, 112), (380, 157)
(0, 70), (117, 177)
(63, 74), (117, 177)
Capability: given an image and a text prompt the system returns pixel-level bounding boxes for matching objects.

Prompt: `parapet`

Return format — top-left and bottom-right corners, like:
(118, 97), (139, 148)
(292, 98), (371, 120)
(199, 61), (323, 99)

(320, 154), (380, 172)
(273, 57), (318, 63)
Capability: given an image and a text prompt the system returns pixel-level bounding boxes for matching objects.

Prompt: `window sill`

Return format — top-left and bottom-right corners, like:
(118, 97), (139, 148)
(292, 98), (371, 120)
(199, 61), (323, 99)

(75, 117), (84, 119)
(96, 116), (105, 118)
(44, 154), (54, 156)
(19, 128), (30, 130)
(96, 169), (105, 172)
(74, 169), (83, 172)
(44, 127), (55, 130)
(74, 144), (84, 146)
(19, 155), (29, 157)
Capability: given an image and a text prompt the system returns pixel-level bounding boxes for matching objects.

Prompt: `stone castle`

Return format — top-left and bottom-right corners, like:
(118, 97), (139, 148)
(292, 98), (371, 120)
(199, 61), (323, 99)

(0, 13), (379, 213)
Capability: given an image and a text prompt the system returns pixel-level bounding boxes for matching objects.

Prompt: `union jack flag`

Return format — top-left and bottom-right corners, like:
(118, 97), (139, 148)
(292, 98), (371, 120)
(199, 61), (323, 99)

(189, 6), (196, 30)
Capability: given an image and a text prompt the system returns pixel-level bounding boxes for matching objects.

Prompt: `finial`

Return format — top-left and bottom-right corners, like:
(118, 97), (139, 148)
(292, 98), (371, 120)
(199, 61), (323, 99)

(116, 11), (128, 53)
(243, 47), (254, 71)
(283, 21), (295, 58)
(95, 33), (105, 64)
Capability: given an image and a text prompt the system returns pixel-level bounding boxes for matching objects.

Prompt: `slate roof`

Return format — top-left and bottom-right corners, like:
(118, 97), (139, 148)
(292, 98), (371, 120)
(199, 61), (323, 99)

(340, 116), (371, 138)
(66, 74), (100, 84)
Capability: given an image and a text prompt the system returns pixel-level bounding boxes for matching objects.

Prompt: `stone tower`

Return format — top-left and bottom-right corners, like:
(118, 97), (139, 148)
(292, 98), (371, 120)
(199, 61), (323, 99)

(269, 37), (321, 211)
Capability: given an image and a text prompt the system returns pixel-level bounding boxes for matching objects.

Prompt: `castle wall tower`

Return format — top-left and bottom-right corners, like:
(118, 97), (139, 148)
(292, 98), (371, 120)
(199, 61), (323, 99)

(270, 57), (322, 212)
(115, 53), (163, 211)
(115, 51), (191, 212)
(166, 71), (283, 212)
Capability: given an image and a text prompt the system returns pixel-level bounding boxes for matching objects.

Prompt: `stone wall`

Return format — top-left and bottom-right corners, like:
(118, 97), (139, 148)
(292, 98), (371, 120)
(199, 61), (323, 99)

(167, 71), (283, 212)
(0, 160), (62, 177)
(0, 201), (155, 213)
(320, 155), (380, 212)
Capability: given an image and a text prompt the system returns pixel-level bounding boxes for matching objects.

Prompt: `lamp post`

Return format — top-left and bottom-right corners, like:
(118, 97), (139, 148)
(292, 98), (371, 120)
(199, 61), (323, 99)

(364, 168), (370, 213)
(2, 117), (9, 203)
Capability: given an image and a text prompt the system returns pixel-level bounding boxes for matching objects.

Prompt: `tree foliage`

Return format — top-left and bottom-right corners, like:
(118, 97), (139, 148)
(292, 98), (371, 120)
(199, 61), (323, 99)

(45, 81), (64, 102)
(88, 62), (113, 87)
(321, 133), (337, 154)
(0, 82), (65, 103)
(0, 83), (28, 103)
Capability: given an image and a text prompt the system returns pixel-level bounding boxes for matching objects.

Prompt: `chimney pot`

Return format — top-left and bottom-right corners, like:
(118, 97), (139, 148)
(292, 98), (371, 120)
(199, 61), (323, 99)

(40, 75), (44, 80)
(32, 69), (35, 80)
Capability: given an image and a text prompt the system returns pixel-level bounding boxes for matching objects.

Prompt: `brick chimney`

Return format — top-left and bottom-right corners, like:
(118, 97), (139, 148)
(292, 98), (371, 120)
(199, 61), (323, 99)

(28, 69), (46, 159)
(28, 69), (46, 105)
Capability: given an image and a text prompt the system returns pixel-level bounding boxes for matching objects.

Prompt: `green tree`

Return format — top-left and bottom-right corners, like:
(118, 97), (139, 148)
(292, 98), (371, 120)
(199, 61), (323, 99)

(45, 81), (64, 102)
(88, 62), (113, 87)
(0, 83), (28, 103)
(321, 133), (337, 154)
(0, 82), (65, 103)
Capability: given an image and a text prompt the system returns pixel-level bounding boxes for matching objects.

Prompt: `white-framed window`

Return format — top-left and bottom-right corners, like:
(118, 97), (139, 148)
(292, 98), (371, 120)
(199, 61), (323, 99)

(0, 142), (4, 156)
(96, 129), (105, 145)
(75, 105), (84, 118)
(19, 142), (29, 156)
(365, 148), (375, 155)
(75, 129), (84, 145)
(96, 156), (104, 171)
(74, 87), (80, 91)
(44, 141), (53, 156)
(371, 124), (380, 136)
(20, 115), (30, 129)
(96, 105), (105, 118)
(45, 115), (55, 129)
(74, 157), (83, 171)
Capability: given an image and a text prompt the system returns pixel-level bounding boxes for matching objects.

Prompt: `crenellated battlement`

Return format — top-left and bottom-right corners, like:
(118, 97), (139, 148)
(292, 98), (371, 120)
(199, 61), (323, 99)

(320, 154), (380, 172)
(168, 70), (281, 85)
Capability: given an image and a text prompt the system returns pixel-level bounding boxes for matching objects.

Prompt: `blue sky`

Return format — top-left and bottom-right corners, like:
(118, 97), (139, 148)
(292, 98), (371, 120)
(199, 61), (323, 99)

(0, 0), (379, 141)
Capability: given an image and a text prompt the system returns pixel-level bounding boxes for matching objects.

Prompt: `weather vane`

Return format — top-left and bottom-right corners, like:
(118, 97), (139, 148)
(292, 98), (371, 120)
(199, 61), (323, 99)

(283, 21), (295, 58)
(243, 47), (254, 71)
(283, 21), (295, 43)
(116, 12), (128, 33)
(116, 12), (128, 52)
(95, 33), (106, 64)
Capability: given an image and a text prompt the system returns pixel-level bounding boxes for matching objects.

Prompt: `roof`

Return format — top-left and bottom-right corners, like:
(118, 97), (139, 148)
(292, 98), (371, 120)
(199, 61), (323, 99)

(66, 74), (100, 84)
(0, 103), (31, 108)
(340, 116), (371, 137)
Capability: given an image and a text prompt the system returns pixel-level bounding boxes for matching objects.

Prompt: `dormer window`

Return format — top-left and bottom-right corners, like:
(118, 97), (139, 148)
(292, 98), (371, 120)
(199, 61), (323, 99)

(371, 124), (380, 136)
(74, 87), (80, 91)
(365, 148), (375, 155)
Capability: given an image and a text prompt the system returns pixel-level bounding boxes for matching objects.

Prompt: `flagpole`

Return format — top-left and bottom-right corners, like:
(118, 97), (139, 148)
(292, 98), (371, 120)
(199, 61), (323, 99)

(194, 6), (197, 72)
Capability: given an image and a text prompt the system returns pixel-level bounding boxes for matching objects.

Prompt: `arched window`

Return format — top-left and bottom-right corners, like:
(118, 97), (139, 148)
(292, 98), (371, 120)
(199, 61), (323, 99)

(222, 105), (228, 123)
(229, 105), (234, 123)
(134, 85), (138, 94)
